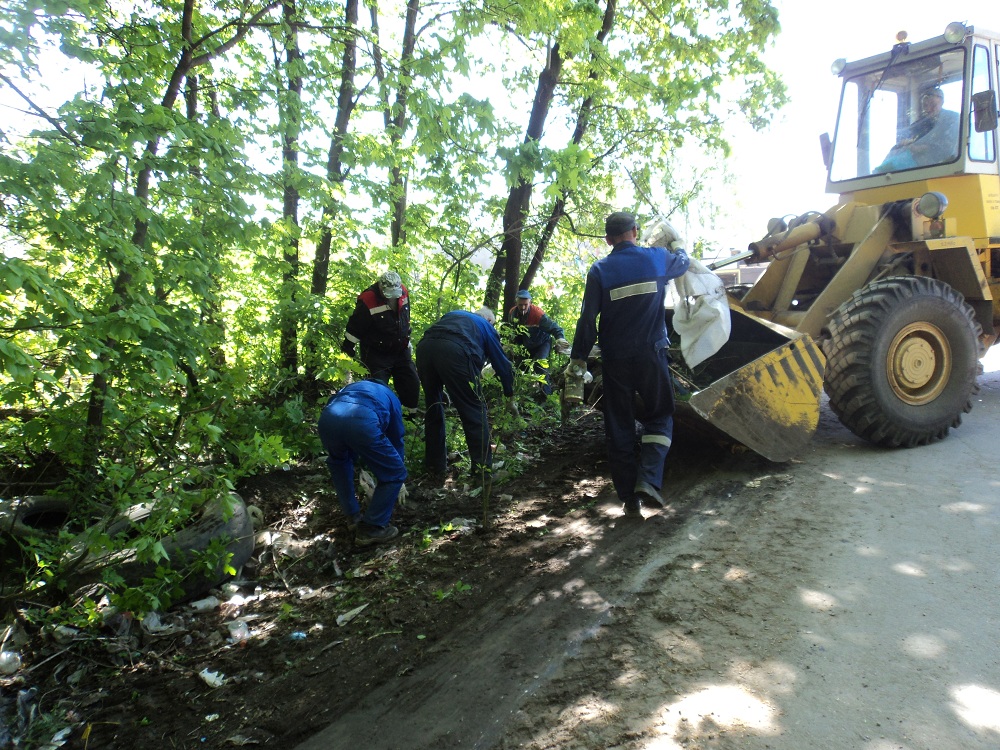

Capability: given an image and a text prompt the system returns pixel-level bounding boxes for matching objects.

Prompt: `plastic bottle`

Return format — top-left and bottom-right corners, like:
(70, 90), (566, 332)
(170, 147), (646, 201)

(227, 621), (250, 643)
(563, 362), (586, 403)
(0, 651), (22, 675)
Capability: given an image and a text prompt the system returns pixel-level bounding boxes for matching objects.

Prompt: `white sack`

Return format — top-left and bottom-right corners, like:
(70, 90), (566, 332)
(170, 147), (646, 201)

(668, 258), (731, 368)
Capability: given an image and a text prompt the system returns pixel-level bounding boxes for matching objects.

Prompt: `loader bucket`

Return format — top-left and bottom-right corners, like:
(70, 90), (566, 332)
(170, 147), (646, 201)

(669, 307), (825, 462)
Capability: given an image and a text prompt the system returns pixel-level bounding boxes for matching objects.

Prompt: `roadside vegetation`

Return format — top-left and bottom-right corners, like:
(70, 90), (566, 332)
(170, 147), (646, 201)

(1, 0), (786, 641)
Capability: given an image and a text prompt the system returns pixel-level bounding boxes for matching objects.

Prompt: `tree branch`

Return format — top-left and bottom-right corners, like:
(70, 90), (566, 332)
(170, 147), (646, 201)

(0, 72), (83, 146)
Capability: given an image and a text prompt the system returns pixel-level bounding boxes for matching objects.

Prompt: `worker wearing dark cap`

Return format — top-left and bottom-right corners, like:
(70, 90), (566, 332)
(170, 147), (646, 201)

(567, 211), (690, 518)
(506, 289), (570, 396)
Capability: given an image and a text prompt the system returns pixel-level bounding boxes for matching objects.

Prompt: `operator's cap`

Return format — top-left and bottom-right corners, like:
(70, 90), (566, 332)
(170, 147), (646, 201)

(515, 289), (532, 300)
(605, 211), (637, 237)
(475, 306), (497, 326)
(378, 271), (403, 300)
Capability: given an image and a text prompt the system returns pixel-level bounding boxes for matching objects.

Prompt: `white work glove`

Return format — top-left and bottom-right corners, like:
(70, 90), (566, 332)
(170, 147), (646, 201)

(644, 215), (685, 251)
(506, 397), (520, 418)
(397, 483), (408, 506)
(564, 359), (587, 379)
(554, 338), (571, 355)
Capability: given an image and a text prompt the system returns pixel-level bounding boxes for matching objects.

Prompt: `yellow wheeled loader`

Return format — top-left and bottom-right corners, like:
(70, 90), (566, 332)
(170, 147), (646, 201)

(710, 21), (1000, 454)
(573, 22), (1000, 462)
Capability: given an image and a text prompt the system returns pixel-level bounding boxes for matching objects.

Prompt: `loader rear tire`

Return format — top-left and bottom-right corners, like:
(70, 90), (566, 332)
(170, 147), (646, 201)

(822, 276), (982, 448)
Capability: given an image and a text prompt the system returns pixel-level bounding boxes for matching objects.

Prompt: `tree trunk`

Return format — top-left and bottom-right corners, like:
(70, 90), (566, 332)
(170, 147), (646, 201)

(489, 42), (562, 313)
(278, 0), (303, 378)
(523, 1), (615, 287)
(388, 0), (419, 247)
(311, 0), (359, 298)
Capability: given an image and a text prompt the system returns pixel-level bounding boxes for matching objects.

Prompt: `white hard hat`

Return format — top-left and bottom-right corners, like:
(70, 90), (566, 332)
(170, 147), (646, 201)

(378, 271), (403, 300)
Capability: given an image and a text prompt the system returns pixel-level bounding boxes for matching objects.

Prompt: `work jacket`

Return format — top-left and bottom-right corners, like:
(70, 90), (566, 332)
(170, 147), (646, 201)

(506, 303), (564, 355)
(570, 242), (691, 361)
(343, 283), (412, 356)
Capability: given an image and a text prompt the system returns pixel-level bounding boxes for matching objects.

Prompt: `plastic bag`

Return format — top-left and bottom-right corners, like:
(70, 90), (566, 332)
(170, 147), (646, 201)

(669, 258), (731, 368)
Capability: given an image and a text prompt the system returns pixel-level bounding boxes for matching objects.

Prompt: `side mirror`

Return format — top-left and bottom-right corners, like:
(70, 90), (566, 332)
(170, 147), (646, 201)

(819, 132), (833, 169)
(972, 90), (998, 132)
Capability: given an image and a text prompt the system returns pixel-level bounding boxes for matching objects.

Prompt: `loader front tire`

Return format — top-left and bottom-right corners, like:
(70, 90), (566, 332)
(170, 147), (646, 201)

(822, 276), (982, 448)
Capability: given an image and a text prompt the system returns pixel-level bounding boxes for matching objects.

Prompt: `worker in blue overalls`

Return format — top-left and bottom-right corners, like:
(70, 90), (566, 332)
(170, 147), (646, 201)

(567, 211), (690, 518)
(318, 379), (406, 546)
(415, 307), (518, 483)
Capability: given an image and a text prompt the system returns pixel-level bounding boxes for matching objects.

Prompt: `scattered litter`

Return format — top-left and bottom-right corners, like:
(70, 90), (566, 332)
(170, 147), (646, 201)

(49, 626), (79, 644)
(289, 631), (308, 641)
(141, 611), (186, 636)
(1, 621), (28, 649)
(246, 504), (265, 529)
(227, 621), (250, 643)
(205, 714), (220, 722)
(224, 735), (261, 746)
(336, 604), (369, 627)
(189, 596), (220, 613)
(296, 585), (335, 601)
(48, 727), (72, 746)
(446, 518), (477, 534)
(198, 669), (225, 688)
(0, 651), (21, 674)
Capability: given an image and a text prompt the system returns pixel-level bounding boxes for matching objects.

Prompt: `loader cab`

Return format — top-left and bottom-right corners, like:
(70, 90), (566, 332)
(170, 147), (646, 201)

(825, 23), (1000, 240)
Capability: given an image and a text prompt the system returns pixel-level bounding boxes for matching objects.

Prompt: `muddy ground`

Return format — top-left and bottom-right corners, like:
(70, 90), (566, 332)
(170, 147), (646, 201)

(3, 365), (999, 750)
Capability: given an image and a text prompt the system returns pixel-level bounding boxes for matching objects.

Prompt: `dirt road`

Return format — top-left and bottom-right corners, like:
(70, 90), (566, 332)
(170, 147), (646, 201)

(294, 351), (1000, 750)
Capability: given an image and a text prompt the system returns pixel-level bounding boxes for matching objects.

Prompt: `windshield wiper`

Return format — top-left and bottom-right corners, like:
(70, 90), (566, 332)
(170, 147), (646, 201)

(857, 40), (911, 144)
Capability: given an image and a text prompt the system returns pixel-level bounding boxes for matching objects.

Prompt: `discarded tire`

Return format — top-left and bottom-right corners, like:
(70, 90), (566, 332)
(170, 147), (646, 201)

(0, 495), (78, 539)
(72, 493), (255, 602)
(1, 493), (254, 604)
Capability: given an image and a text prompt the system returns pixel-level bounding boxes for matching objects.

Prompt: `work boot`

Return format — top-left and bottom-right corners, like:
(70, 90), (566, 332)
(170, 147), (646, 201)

(634, 480), (665, 508)
(622, 499), (643, 518)
(355, 522), (399, 547)
(347, 513), (362, 533)
(422, 465), (449, 485)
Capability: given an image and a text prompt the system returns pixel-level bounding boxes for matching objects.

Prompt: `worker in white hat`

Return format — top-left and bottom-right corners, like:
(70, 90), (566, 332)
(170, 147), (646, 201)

(341, 271), (419, 409)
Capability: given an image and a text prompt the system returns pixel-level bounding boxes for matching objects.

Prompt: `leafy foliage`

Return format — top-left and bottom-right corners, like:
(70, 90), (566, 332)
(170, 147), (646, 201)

(1, 0), (786, 617)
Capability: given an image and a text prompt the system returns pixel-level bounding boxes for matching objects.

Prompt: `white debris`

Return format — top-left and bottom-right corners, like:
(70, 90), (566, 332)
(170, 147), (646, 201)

(336, 603), (369, 627)
(198, 668), (225, 687)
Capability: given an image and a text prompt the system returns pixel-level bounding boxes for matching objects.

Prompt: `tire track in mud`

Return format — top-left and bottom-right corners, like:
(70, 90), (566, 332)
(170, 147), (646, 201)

(495, 464), (852, 750)
(292, 439), (791, 750)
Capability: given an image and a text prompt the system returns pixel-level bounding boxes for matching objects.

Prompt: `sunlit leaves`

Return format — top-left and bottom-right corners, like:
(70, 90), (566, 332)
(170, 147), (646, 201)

(0, 0), (788, 488)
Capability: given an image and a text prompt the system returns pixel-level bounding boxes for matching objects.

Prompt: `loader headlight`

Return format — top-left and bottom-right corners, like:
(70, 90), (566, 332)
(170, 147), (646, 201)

(944, 22), (970, 44)
(913, 192), (948, 219)
(831, 58), (846, 75)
